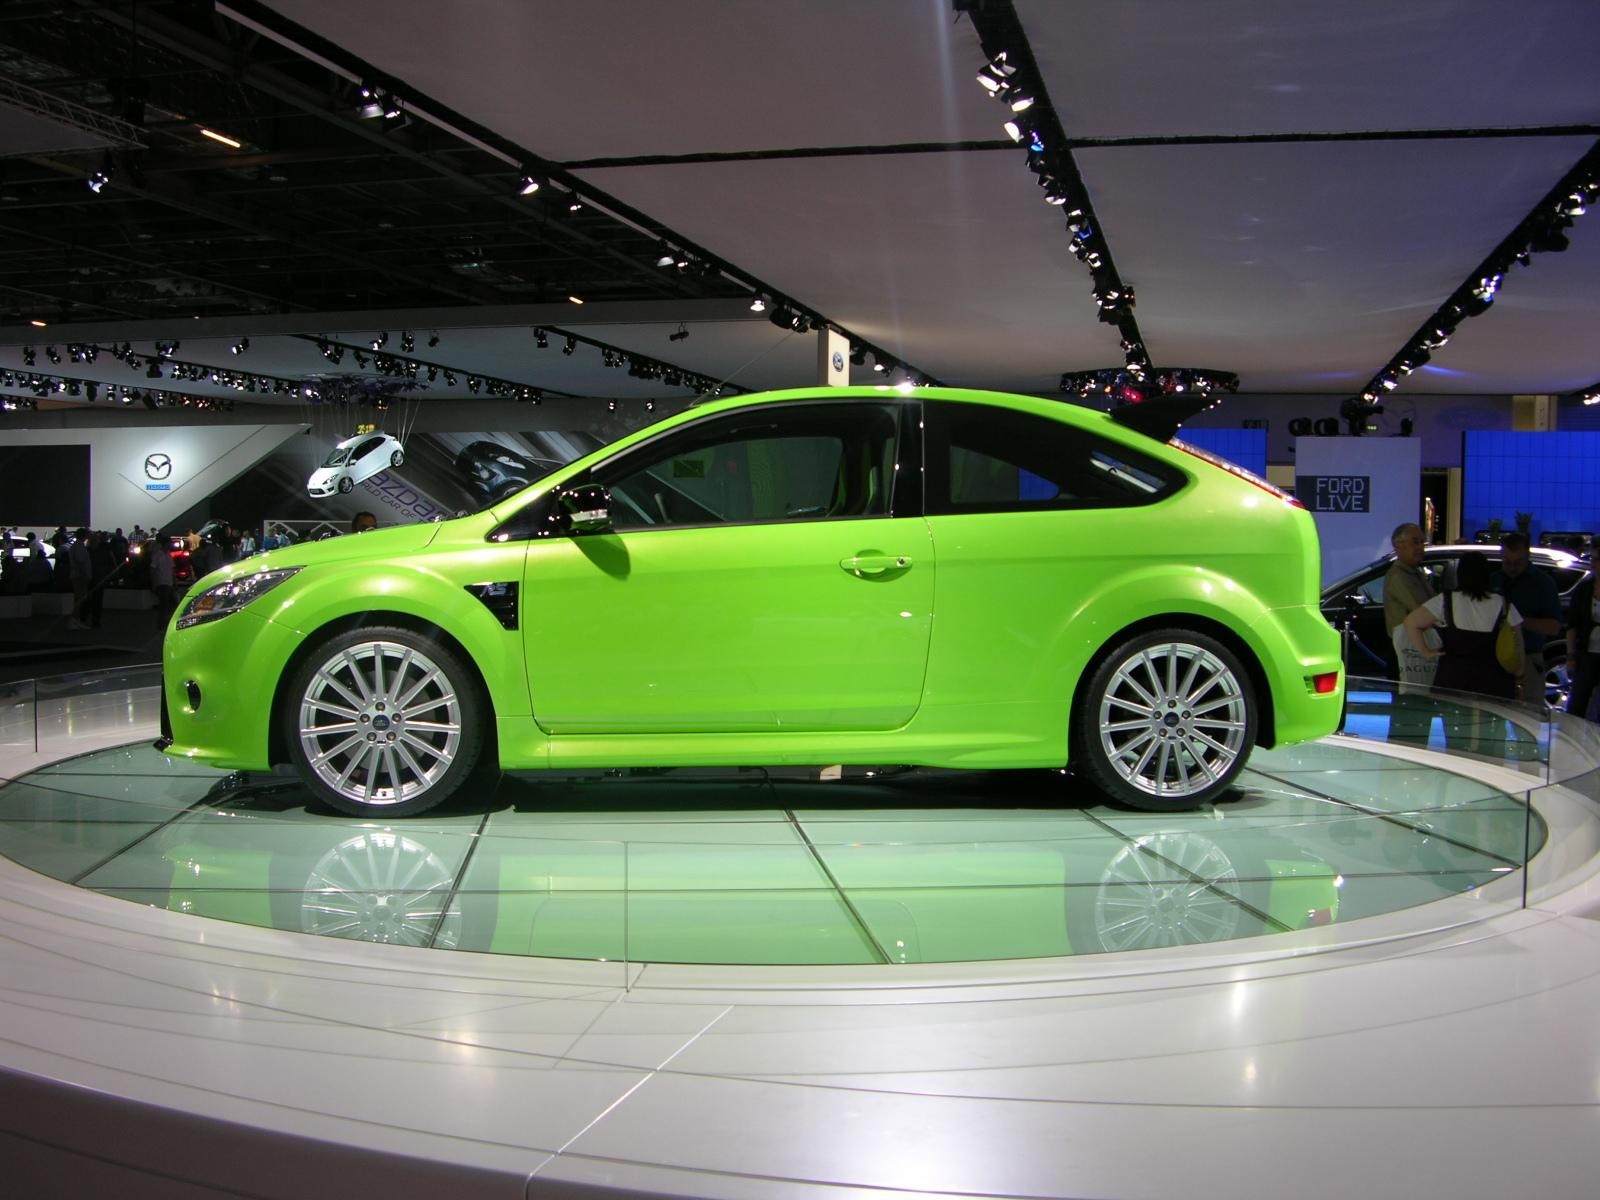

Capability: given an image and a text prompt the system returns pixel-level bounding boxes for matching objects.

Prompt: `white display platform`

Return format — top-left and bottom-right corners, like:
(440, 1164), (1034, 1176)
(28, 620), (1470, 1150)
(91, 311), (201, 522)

(4, 703), (1600, 1198)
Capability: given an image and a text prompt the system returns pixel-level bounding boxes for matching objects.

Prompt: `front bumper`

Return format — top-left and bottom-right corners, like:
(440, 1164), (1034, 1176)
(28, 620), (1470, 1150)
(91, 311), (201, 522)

(159, 608), (301, 771)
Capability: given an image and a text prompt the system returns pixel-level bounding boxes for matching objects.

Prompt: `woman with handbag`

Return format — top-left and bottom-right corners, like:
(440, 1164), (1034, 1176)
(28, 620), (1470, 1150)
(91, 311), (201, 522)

(1405, 551), (1523, 753)
(1405, 551), (1524, 697)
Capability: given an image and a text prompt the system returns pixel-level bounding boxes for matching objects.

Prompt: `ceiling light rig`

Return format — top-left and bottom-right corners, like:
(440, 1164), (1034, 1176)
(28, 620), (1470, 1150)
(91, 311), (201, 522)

(959, 1), (1221, 405)
(1060, 368), (1239, 407)
(302, 332), (730, 402)
(1352, 143), (1600, 422)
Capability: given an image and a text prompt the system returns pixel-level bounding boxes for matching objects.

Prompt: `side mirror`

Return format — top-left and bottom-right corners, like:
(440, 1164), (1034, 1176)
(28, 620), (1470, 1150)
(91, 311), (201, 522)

(557, 483), (613, 535)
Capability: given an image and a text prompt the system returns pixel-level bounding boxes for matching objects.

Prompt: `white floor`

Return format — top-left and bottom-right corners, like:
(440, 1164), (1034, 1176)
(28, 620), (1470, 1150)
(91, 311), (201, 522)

(4, 711), (1600, 1198)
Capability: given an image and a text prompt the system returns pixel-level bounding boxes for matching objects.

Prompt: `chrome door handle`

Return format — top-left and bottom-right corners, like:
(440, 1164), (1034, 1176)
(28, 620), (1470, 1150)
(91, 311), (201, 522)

(840, 553), (912, 578)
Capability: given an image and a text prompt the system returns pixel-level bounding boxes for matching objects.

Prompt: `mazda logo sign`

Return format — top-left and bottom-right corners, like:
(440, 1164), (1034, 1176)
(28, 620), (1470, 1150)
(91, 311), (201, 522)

(144, 453), (172, 480)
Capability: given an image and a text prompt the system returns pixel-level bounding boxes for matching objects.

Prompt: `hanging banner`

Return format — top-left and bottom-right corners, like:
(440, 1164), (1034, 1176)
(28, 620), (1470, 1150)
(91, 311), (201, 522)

(1294, 436), (1421, 584)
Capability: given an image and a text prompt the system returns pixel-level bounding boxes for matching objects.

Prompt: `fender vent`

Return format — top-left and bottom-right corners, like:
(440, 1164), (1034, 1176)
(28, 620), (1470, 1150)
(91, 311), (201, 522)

(465, 581), (519, 630)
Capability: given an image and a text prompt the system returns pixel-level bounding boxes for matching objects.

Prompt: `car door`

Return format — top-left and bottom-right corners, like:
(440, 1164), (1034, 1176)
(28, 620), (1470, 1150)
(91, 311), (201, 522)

(515, 399), (933, 734)
(916, 399), (1184, 722)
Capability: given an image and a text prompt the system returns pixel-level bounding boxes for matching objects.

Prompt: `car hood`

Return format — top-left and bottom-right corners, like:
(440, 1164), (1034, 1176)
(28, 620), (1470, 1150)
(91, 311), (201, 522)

(306, 467), (341, 484)
(217, 523), (442, 578)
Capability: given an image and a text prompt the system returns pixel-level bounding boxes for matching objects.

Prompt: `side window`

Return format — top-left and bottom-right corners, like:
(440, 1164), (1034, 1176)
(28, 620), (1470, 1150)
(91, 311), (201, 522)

(594, 401), (902, 532)
(355, 437), (384, 460)
(1355, 573), (1387, 604)
(925, 400), (1182, 516)
(1550, 566), (1587, 595)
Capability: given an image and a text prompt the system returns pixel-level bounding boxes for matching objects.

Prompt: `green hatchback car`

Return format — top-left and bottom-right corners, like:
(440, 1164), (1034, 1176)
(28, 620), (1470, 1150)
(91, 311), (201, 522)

(159, 387), (1343, 818)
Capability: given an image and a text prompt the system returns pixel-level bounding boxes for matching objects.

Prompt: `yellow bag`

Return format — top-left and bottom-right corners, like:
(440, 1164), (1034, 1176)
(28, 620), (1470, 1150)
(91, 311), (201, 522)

(1495, 605), (1524, 676)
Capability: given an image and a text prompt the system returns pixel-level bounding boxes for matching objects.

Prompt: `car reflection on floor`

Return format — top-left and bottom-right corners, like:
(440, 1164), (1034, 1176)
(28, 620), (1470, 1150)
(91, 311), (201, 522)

(0, 733), (1540, 966)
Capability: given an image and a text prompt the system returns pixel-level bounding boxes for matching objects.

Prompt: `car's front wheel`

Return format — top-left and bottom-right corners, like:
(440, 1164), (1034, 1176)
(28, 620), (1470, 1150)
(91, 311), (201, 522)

(1073, 629), (1256, 811)
(284, 626), (486, 817)
(337, 475), (354, 494)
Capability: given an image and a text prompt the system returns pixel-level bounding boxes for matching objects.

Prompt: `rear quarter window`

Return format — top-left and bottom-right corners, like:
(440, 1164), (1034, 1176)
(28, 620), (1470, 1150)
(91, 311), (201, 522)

(926, 401), (1182, 516)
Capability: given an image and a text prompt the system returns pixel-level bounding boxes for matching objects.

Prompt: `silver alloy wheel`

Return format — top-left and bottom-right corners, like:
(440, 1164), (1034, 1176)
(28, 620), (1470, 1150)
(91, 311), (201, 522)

(301, 830), (462, 947)
(297, 639), (462, 809)
(1097, 641), (1249, 800)
(1090, 832), (1243, 951)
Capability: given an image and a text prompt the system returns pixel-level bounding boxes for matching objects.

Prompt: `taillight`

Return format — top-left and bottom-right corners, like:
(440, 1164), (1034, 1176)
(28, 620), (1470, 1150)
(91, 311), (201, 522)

(1172, 438), (1304, 508)
(1312, 671), (1339, 694)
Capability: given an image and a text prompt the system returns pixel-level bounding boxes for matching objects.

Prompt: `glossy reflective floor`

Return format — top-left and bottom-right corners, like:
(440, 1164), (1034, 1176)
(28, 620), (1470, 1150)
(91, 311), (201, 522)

(0, 732), (1546, 965)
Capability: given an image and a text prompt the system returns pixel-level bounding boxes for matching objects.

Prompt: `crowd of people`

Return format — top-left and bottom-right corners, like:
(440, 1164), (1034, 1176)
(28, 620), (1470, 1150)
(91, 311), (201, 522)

(3, 515), (380, 631)
(0, 520), (297, 628)
(1382, 523), (1595, 728)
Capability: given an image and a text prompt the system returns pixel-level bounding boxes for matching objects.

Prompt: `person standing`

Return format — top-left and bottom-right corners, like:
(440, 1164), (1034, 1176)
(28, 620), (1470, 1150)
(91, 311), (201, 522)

(1565, 568), (1600, 721)
(1382, 523), (1437, 689)
(149, 535), (175, 625)
(67, 529), (92, 629)
(1406, 551), (1523, 755)
(1496, 532), (1562, 706)
(86, 529), (114, 629)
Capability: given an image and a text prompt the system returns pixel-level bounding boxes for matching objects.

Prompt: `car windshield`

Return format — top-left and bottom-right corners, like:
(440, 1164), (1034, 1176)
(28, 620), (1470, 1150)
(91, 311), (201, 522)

(322, 446), (354, 467)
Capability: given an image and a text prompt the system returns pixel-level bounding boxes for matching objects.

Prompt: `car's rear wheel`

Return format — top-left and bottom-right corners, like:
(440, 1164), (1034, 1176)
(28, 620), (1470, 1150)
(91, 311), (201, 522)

(390, 449), (405, 467)
(1074, 629), (1256, 811)
(284, 626), (485, 817)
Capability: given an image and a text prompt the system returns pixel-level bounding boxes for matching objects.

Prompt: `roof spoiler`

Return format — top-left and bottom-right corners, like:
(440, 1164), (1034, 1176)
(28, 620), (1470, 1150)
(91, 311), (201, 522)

(1107, 394), (1216, 442)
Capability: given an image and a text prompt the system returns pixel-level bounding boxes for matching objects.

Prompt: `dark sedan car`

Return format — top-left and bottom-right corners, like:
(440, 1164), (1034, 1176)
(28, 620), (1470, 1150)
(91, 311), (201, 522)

(1321, 543), (1590, 702)
(453, 440), (563, 505)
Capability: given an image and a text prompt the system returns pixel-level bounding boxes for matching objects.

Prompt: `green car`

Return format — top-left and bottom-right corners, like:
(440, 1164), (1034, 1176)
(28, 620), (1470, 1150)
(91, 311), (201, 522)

(159, 387), (1343, 818)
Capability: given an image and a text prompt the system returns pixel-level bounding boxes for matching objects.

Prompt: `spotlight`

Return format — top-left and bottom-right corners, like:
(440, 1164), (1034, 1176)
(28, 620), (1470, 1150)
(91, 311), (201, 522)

(669, 324), (689, 343)
(400, 331), (414, 352)
(22, 346), (34, 365)
(87, 158), (113, 194)
(147, 361), (162, 378)
(45, 346), (60, 364)
(230, 337), (249, 355)
(656, 253), (677, 268)
(534, 327), (548, 349)
(849, 345), (866, 366)
(427, 332), (439, 348)
(1003, 119), (1024, 142)
(749, 295), (767, 313)
(608, 400), (617, 413)
(371, 331), (388, 350)
(645, 400), (656, 413)
(518, 171), (542, 195)
(563, 336), (576, 355)
(357, 84), (403, 120)
(1529, 220), (1571, 253)
(85, 381), (97, 402)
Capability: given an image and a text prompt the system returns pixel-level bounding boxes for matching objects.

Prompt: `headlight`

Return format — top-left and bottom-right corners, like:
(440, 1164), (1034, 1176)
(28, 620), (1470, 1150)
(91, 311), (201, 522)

(177, 568), (302, 629)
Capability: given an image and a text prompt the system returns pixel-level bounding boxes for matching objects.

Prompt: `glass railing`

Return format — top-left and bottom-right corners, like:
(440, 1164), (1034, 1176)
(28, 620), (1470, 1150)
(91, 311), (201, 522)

(0, 667), (1597, 969)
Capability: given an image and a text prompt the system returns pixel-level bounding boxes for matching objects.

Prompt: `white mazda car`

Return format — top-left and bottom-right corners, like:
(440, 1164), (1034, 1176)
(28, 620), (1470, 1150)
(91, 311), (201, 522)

(307, 433), (405, 497)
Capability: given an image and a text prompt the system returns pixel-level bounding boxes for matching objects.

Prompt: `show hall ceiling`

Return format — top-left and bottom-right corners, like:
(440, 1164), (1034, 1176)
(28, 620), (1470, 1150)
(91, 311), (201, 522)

(0, 0), (1596, 413)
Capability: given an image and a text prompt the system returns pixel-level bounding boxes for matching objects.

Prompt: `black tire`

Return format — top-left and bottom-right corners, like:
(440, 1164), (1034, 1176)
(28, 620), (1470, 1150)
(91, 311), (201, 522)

(1072, 628), (1257, 811)
(337, 475), (354, 494)
(390, 449), (405, 468)
(282, 625), (486, 818)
